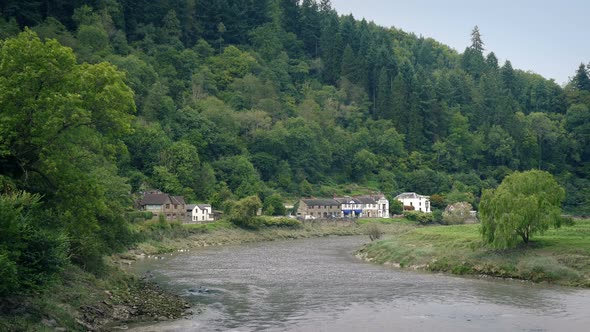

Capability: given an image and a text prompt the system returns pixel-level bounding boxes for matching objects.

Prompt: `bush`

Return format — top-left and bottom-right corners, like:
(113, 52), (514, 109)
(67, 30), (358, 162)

(0, 252), (18, 296)
(390, 200), (403, 215)
(366, 223), (382, 241)
(442, 202), (473, 225)
(229, 196), (263, 229)
(403, 211), (434, 224)
(0, 192), (69, 295)
(125, 211), (154, 222)
(260, 217), (302, 228)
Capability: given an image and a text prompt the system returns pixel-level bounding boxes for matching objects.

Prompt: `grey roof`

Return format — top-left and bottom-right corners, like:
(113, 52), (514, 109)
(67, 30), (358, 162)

(197, 204), (211, 210)
(395, 192), (429, 199)
(301, 198), (340, 206)
(186, 204), (196, 211)
(334, 197), (362, 204)
(140, 193), (171, 205)
(140, 192), (185, 206)
(171, 196), (186, 205)
(354, 196), (377, 204)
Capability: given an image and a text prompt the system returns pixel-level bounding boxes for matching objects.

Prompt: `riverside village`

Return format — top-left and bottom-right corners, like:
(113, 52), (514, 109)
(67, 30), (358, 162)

(137, 190), (438, 223)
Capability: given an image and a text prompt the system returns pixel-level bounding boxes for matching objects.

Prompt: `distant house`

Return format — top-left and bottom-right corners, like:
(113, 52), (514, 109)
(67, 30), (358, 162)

(187, 204), (214, 223)
(297, 194), (390, 219)
(394, 192), (431, 213)
(354, 195), (389, 218)
(297, 198), (341, 219)
(185, 204), (213, 223)
(334, 197), (362, 217)
(139, 191), (186, 220)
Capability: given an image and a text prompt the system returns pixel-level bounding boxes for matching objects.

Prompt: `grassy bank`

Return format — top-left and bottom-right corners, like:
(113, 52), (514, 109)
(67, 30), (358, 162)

(358, 219), (590, 287)
(122, 217), (416, 258)
(0, 265), (190, 332)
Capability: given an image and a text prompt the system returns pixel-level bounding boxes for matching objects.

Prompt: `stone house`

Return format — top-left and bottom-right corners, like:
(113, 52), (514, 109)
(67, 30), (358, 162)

(139, 191), (186, 220)
(297, 194), (390, 219)
(296, 198), (341, 219)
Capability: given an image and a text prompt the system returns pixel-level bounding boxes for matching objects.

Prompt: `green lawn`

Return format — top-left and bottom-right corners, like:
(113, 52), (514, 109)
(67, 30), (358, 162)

(360, 219), (590, 287)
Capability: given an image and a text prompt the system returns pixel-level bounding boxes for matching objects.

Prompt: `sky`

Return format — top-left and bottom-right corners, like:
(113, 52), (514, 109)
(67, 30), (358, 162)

(329, 0), (589, 86)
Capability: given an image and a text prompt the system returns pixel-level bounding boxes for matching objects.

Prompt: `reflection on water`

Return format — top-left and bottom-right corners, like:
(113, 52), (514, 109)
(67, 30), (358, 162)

(130, 236), (590, 332)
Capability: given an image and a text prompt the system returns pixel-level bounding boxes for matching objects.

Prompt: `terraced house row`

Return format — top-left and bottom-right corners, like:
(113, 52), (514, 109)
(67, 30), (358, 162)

(296, 195), (390, 219)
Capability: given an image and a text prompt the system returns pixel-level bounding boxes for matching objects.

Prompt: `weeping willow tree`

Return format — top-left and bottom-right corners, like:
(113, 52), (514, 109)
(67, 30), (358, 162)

(479, 170), (565, 248)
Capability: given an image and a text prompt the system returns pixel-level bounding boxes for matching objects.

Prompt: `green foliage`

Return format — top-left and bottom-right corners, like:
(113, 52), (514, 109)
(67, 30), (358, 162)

(263, 193), (287, 216)
(0, 30), (135, 273)
(0, 192), (69, 296)
(229, 196), (263, 229)
(480, 170), (565, 248)
(403, 211), (434, 224)
(125, 211), (154, 222)
(259, 216), (302, 228)
(390, 200), (404, 215)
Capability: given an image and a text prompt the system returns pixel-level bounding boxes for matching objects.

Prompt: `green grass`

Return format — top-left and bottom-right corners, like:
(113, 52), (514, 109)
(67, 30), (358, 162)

(359, 219), (590, 287)
(356, 217), (413, 225)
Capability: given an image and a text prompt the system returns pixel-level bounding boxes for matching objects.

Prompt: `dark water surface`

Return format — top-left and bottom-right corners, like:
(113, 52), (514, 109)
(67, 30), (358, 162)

(129, 236), (590, 331)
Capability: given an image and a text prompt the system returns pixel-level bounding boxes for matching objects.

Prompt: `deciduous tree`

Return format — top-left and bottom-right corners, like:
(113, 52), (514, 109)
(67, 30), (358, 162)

(480, 170), (565, 248)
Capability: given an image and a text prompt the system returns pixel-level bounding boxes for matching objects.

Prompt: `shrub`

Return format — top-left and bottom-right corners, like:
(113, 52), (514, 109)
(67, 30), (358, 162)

(260, 217), (302, 228)
(390, 200), (403, 215)
(442, 202), (473, 225)
(229, 196), (263, 229)
(125, 211), (154, 222)
(403, 211), (434, 224)
(366, 223), (382, 241)
(0, 192), (69, 295)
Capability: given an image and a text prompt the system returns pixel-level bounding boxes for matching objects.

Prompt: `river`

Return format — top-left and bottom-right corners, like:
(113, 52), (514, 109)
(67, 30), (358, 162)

(129, 236), (590, 331)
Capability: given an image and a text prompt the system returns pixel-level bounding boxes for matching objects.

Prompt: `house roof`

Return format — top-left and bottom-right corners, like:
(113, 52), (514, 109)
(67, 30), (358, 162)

(395, 192), (429, 200)
(197, 204), (211, 210)
(334, 197), (364, 204)
(140, 192), (185, 206)
(301, 198), (340, 206)
(140, 193), (171, 205)
(186, 204), (196, 211)
(171, 196), (185, 205)
(354, 196), (378, 204)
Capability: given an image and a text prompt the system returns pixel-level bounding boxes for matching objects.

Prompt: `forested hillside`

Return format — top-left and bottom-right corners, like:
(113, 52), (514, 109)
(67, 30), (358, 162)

(1, 0), (590, 294)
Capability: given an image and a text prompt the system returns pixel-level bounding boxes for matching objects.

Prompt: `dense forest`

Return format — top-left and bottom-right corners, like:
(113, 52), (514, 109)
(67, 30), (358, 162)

(1, 0), (590, 295)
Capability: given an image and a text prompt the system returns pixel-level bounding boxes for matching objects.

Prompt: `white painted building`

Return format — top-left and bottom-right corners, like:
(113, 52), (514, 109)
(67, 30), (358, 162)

(376, 195), (390, 218)
(186, 204), (215, 223)
(395, 192), (431, 213)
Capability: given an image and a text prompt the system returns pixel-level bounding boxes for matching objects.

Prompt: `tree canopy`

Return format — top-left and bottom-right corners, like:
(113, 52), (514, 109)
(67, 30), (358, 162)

(479, 170), (565, 248)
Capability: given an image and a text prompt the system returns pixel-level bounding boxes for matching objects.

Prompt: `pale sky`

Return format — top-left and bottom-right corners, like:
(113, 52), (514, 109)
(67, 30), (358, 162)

(330, 0), (588, 86)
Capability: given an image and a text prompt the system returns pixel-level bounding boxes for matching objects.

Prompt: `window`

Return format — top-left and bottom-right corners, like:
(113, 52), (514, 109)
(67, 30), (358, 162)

(166, 204), (170, 209)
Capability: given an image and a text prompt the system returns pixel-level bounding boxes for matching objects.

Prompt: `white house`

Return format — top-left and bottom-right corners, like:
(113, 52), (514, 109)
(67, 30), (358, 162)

(395, 192), (431, 213)
(186, 204), (215, 223)
(352, 195), (390, 218)
(375, 195), (390, 218)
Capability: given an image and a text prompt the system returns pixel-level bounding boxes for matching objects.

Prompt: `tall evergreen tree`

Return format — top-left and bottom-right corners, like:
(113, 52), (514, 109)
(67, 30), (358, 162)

(300, 0), (321, 56)
(470, 25), (484, 52)
(574, 63), (590, 91)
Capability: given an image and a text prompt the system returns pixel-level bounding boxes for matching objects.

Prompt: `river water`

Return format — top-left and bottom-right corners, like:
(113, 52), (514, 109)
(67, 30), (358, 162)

(129, 236), (590, 331)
